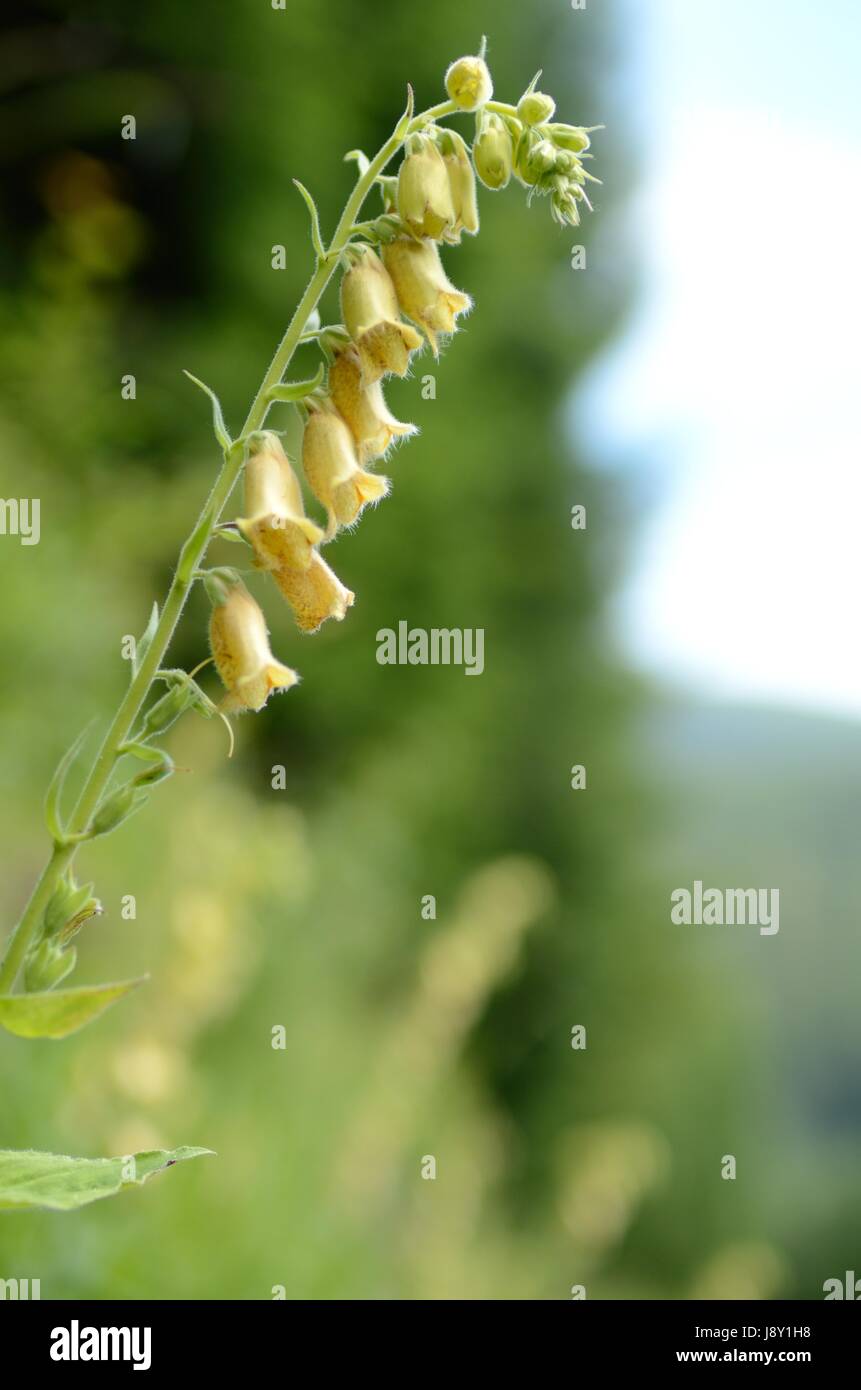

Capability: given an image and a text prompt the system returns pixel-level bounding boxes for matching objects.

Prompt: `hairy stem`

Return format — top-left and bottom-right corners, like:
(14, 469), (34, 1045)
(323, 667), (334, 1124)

(0, 96), (456, 995)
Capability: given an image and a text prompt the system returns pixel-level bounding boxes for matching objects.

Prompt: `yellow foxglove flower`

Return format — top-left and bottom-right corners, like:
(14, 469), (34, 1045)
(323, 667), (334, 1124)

(473, 113), (513, 190)
(397, 135), (455, 241)
(444, 54), (493, 112)
(236, 432), (323, 572)
(340, 246), (423, 385)
(209, 583), (298, 713)
(302, 404), (390, 535)
(329, 346), (417, 464)
(273, 551), (355, 633)
(517, 90), (556, 126)
(381, 237), (472, 356)
(441, 132), (479, 243)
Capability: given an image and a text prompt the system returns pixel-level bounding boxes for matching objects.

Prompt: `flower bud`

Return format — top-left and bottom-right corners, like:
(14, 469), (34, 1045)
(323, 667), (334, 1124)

(551, 181), (586, 227)
(340, 246), (423, 385)
(381, 237), (472, 356)
(547, 122), (591, 153)
(444, 54), (493, 111)
(24, 939), (76, 993)
(43, 874), (98, 939)
(517, 90), (556, 126)
(440, 131), (479, 242)
(397, 135), (455, 241)
(138, 682), (195, 740)
(302, 404), (390, 535)
(237, 432), (323, 572)
(272, 552), (355, 633)
(472, 114), (513, 190)
(209, 583), (298, 714)
(132, 751), (174, 787)
(517, 136), (557, 186)
(328, 346), (417, 464)
(91, 782), (146, 837)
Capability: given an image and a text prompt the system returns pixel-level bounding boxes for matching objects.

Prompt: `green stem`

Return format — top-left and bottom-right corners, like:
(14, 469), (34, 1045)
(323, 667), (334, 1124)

(0, 94), (456, 996)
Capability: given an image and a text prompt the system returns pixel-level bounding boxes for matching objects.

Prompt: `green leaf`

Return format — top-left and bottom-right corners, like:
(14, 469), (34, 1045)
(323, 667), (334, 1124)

(344, 148), (371, 176)
(132, 600), (159, 678)
(0, 1146), (214, 1212)
(183, 370), (232, 451)
(266, 363), (325, 403)
(395, 83), (415, 139)
(0, 977), (147, 1040)
(43, 725), (91, 845)
(293, 178), (326, 260)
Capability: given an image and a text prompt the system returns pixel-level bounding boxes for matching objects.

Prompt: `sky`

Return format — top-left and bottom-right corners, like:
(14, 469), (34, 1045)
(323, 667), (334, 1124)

(582, 0), (861, 718)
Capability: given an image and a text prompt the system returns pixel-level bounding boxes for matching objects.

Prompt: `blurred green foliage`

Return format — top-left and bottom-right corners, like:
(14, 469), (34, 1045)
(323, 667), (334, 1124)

(0, 0), (858, 1299)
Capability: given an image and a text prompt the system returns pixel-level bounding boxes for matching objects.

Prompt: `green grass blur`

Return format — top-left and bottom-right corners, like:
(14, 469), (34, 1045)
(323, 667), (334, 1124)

(0, 0), (858, 1299)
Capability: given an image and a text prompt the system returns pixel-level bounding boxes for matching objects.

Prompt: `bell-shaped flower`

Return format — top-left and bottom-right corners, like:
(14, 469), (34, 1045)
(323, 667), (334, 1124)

(236, 432), (323, 572)
(328, 346), (417, 464)
(209, 582), (298, 713)
(381, 237), (472, 355)
(397, 134), (456, 241)
(441, 132), (479, 243)
(473, 113), (514, 190)
(302, 403), (390, 536)
(340, 246), (422, 386)
(272, 550), (355, 633)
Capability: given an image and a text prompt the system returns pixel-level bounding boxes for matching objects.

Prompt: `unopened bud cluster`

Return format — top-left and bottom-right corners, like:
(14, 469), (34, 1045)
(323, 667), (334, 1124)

(23, 872), (102, 992)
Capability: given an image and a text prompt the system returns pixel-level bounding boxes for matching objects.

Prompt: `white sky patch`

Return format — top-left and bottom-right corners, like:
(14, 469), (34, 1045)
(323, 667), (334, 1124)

(583, 100), (861, 717)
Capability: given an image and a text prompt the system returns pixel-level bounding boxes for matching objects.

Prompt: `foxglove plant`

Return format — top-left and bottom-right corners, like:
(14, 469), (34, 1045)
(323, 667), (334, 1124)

(0, 44), (600, 1211)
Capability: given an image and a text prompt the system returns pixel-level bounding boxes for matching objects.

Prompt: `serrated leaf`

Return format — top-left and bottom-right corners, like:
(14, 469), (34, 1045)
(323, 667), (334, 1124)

(0, 977), (147, 1039)
(132, 600), (159, 678)
(43, 724), (91, 845)
(0, 1146), (214, 1212)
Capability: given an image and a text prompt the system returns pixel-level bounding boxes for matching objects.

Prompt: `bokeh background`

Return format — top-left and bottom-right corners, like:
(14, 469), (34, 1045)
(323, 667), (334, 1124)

(0, 0), (858, 1299)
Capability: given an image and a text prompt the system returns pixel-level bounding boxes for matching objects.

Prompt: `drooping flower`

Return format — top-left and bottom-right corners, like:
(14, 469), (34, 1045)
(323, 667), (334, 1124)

(209, 582), (298, 713)
(381, 237), (472, 355)
(272, 551), (355, 633)
(397, 134), (455, 241)
(473, 113), (514, 190)
(328, 346), (417, 464)
(301, 403), (390, 535)
(340, 246), (422, 385)
(236, 432), (323, 572)
(440, 131), (479, 243)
